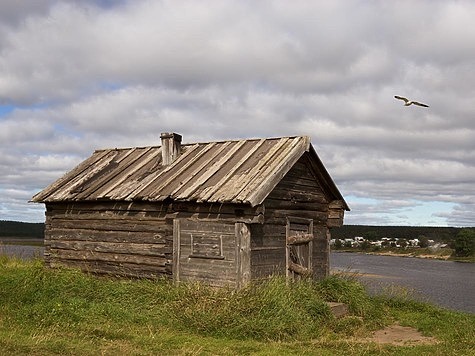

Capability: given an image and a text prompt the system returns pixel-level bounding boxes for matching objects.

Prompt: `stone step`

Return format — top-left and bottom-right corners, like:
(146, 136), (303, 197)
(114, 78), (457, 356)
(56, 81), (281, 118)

(327, 302), (349, 318)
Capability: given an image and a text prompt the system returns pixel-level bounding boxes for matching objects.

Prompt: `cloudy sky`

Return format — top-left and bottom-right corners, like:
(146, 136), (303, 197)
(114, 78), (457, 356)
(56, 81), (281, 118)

(1, 0), (474, 227)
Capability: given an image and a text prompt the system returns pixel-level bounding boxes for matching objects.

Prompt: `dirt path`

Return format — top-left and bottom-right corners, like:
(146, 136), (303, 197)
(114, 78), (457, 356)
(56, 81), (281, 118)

(366, 323), (438, 346)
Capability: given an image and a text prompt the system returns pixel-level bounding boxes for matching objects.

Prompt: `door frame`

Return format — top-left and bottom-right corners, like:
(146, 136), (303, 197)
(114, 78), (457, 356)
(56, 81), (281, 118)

(285, 217), (314, 280)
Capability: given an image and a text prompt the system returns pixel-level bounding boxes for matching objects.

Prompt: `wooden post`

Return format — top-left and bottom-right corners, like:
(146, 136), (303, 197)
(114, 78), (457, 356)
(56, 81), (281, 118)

(235, 222), (251, 288)
(172, 219), (181, 284)
(285, 219), (290, 280)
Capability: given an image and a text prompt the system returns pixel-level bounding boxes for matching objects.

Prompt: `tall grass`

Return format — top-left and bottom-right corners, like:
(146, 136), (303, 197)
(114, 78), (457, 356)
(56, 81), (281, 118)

(0, 257), (384, 342)
(1, 257), (474, 355)
(167, 277), (335, 340)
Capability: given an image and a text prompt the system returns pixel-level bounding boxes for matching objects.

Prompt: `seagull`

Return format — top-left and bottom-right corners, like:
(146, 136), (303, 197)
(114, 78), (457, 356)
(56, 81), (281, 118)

(394, 95), (429, 107)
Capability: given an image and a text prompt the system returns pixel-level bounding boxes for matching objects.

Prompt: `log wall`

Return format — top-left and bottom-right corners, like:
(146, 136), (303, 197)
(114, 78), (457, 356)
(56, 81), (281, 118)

(44, 202), (172, 278)
(251, 156), (331, 280)
(44, 201), (258, 282)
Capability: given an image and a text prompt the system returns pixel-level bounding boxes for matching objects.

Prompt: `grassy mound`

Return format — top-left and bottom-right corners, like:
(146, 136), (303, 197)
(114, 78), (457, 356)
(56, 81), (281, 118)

(0, 256), (474, 355)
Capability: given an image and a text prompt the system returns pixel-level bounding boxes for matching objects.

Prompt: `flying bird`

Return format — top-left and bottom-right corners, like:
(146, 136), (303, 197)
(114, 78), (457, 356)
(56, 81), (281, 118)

(394, 95), (429, 107)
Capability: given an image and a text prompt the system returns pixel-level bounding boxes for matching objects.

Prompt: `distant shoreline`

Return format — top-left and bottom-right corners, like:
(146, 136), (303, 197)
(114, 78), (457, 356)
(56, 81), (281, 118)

(0, 238), (44, 246)
(331, 249), (474, 263)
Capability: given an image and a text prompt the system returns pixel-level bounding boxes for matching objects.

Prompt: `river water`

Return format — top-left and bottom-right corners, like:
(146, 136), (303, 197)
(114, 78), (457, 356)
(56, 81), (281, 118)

(0, 244), (44, 259)
(1, 245), (473, 313)
(331, 252), (474, 314)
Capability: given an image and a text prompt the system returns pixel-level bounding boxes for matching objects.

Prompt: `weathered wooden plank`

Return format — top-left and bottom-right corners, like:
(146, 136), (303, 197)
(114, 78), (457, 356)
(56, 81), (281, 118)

(180, 219), (236, 232)
(207, 139), (277, 203)
(267, 188), (328, 204)
(327, 200), (345, 228)
(53, 151), (122, 201)
(266, 209), (328, 223)
(48, 228), (168, 244)
(261, 224), (286, 235)
(180, 254), (236, 267)
(169, 141), (234, 198)
(120, 143), (202, 200)
(179, 263), (236, 278)
(178, 267), (236, 286)
(251, 246), (284, 252)
(251, 249), (285, 264)
(180, 221), (235, 233)
(49, 240), (168, 256)
(49, 260), (170, 278)
(227, 138), (289, 203)
(170, 201), (261, 217)
(49, 249), (167, 266)
(241, 137), (308, 205)
(288, 215), (313, 225)
(166, 211), (261, 224)
(251, 234), (285, 249)
(273, 173), (322, 190)
(73, 148), (152, 200)
(176, 141), (243, 199)
(329, 199), (345, 209)
(283, 160), (316, 178)
(263, 198), (328, 212)
(48, 218), (170, 233)
(328, 210), (343, 219)
(46, 201), (170, 215)
(142, 143), (219, 199)
(201, 139), (266, 202)
(94, 147), (163, 199)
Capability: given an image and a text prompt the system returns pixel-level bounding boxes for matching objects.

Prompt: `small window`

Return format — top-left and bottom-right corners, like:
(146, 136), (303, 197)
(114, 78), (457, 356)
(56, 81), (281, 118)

(189, 233), (225, 260)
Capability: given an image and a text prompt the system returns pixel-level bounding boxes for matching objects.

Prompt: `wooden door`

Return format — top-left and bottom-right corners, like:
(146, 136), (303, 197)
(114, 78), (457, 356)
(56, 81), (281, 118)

(286, 217), (314, 281)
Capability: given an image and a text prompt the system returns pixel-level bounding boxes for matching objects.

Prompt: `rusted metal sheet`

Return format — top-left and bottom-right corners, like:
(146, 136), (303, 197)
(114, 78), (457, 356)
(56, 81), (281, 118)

(32, 136), (346, 208)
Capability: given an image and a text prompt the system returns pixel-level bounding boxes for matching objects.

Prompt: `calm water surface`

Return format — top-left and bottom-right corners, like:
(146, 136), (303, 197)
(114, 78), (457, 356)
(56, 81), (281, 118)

(331, 252), (475, 314)
(0, 244), (44, 259)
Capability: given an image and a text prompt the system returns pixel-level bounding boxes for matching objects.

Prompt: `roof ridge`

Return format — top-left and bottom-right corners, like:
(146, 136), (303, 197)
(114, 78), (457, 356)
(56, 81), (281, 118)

(94, 135), (309, 153)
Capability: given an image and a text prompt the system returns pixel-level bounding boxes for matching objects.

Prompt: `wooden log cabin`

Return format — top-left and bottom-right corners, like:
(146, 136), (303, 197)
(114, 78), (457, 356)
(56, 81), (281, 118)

(31, 133), (349, 287)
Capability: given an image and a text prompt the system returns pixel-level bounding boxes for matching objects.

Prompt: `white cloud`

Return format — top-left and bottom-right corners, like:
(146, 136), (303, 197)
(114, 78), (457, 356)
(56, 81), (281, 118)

(0, 0), (474, 226)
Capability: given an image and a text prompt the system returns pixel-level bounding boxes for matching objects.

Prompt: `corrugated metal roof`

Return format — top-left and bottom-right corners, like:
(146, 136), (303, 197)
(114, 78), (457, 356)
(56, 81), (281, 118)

(31, 135), (346, 208)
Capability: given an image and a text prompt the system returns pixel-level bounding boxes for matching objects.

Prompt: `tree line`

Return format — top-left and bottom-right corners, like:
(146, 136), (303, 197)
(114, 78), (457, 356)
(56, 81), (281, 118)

(0, 221), (44, 238)
(331, 225), (475, 258)
(330, 225), (470, 242)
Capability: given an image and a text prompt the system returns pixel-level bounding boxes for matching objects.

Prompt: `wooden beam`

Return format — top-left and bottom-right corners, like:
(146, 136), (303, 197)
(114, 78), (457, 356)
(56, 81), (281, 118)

(288, 261), (312, 277)
(287, 233), (314, 245)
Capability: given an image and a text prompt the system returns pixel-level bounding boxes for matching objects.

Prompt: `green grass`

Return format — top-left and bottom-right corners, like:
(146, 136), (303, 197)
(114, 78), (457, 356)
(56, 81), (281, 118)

(0, 256), (474, 355)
